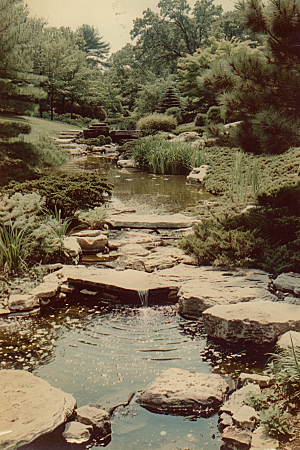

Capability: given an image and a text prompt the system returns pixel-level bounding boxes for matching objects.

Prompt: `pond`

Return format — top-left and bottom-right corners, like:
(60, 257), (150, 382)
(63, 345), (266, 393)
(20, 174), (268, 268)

(59, 155), (214, 214)
(1, 155), (263, 449)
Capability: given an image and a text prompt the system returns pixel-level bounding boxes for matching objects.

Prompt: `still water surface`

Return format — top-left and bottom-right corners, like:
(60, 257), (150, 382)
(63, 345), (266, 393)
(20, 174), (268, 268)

(5, 156), (223, 449)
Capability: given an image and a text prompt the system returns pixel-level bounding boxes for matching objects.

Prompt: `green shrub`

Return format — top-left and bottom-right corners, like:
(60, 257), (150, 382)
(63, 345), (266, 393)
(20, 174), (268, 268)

(130, 136), (204, 175)
(54, 113), (92, 128)
(78, 135), (112, 147)
(0, 192), (68, 269)
(207, 106), (223, 124)
(4, 173), (113, 217)
(136, 113), (177, 134)
(260, 405), (294, 438)
(165, 107), (182, 124)
(195, 113), (207, 127)
(75, 206), (106, 229)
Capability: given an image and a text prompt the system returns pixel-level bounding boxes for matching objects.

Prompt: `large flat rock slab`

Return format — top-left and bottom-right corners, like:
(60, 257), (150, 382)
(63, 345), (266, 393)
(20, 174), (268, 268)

(106, 213), (198, 229)
(0, 370), (76, 449)
(202, 300), (300, 346)
(136, 368), (230, 416)
(43, 265), (178, 305)
(178, 275), (274, 318)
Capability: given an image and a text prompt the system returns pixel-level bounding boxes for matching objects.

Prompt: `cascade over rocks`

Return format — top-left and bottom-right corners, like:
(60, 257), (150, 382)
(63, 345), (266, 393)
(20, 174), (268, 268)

(0, 370), (76, 449)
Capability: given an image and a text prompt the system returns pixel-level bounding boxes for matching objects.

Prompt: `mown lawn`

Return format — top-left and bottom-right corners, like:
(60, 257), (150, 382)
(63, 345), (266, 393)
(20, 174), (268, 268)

(0, 114), (81, 143)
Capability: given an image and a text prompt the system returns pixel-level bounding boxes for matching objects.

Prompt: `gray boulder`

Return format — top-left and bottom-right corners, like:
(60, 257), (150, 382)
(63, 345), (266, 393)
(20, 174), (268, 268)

(62, 422), (92, 444)
(75, 405), (111, 437)
(202, 300), (300, 346)
(136, 368), (230, 416)
(186, 165), (210, 185)
(273, 272), (300, 295)
(0, 370), (76, 449)
(221, 426), (252, 450)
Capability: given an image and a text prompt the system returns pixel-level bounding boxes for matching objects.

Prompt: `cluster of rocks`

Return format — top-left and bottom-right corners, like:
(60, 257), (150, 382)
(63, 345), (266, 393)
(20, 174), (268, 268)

(0, 366), (278, 450)
(0, 369), (135, 449)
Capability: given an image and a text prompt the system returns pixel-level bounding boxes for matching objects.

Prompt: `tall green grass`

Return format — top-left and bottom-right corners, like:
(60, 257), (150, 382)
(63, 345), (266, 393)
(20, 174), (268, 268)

(230, 151), (261, 201)
(0, 222), (29, 273)
(130, 136), (206, 175)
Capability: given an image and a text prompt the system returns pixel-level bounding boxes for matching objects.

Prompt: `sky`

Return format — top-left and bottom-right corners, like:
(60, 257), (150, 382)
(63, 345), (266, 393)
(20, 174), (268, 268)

(25, 0), (235, 53)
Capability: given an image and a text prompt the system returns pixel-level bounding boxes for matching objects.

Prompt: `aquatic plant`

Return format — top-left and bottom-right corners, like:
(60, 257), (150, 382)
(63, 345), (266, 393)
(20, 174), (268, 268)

(130, 136), (205, 175)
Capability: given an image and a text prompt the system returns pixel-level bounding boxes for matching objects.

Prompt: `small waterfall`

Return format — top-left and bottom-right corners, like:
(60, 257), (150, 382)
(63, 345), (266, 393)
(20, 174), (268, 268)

(138, 289), (149, 308)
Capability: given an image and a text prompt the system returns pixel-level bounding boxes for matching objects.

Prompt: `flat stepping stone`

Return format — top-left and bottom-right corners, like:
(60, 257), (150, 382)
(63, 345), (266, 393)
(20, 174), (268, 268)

(106, 213), (198, 229)
(136, 368), (230, 416)
(202, 300), (300, 346)
(0, 370), (76, 449)
(178, 274), (275, 319)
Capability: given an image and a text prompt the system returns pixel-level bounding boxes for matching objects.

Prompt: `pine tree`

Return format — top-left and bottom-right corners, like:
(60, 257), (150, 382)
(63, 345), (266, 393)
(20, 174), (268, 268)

(200, 0), (300, 153)
(0, 0), (45, 114)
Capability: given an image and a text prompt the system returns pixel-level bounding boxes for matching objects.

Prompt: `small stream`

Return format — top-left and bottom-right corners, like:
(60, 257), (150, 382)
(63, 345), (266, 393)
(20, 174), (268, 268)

(1, 155), (265, 449)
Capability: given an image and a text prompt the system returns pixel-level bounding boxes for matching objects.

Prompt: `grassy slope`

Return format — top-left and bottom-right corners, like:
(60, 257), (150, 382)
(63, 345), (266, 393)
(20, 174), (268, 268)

(0, 114), (81, 142)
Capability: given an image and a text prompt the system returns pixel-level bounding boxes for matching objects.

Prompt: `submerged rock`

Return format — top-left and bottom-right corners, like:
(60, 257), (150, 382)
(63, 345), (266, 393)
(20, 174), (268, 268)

(62, 422), (92, 444)
(136, 368), (230, 416)
(75, 405), (111, 437)
(202, 300), (300, 346)
(91, 391), (135, 415)
(0, 370), (76, 449)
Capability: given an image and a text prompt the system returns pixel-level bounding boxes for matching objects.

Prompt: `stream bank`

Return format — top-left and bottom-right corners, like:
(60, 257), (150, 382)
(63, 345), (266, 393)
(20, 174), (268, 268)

(1, 131), (300, 450)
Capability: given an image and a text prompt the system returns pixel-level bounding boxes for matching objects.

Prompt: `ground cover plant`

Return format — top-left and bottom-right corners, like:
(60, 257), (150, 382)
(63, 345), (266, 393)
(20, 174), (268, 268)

(244, 336), (300, 445)
(3, 173), (113, 217)
(180, 145), (300, 275)
(129, 135), (205, 175)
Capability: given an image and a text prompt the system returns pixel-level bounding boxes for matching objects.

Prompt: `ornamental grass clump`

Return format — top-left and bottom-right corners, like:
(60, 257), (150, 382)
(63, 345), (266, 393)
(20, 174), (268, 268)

(136, 113), (177, 134)
(130, 136), (205, 175)
(0, 222), (29, 273)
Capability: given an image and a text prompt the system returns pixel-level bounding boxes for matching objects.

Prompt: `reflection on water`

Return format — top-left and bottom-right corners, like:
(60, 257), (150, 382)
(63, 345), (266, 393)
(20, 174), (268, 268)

(2, 304), (222, 449)
(59, 156), (214, 214)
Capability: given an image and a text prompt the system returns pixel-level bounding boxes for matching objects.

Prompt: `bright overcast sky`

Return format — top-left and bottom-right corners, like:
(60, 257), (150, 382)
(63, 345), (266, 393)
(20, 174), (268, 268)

(25, 0), (235, 53)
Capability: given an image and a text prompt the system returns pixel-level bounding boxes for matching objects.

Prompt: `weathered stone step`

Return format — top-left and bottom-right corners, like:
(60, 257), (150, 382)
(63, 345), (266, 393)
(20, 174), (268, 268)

(106, 213), (198, 229)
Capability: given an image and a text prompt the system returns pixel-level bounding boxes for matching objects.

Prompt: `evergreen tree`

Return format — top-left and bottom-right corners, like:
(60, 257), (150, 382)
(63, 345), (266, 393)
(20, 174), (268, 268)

(0, 0), (45, 114)
(76, 24), (110, 68)
(199, 0), (300, 153)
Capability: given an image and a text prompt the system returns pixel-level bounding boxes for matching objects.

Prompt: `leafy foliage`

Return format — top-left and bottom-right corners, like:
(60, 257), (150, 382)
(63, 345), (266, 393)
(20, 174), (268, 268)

(260, 405), (294, 438)
(4, 173), (113, 216)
